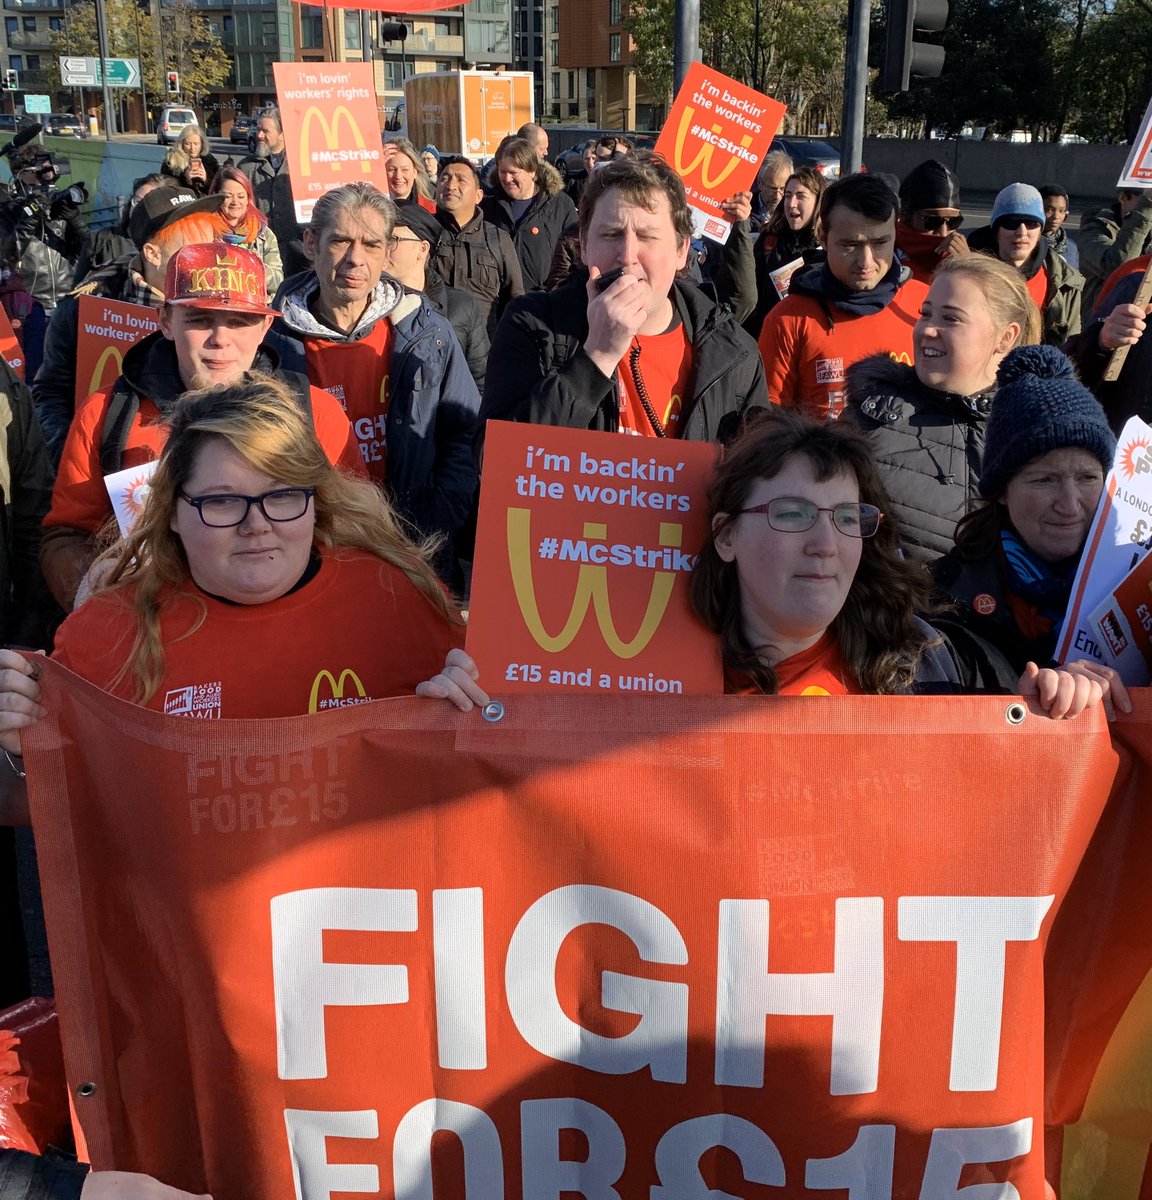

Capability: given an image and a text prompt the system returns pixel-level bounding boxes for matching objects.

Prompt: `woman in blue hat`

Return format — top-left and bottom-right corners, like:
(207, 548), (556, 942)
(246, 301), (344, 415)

(968, 182), (1085, 345)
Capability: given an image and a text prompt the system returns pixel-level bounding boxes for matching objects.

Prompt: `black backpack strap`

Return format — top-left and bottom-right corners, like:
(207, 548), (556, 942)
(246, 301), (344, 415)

(98, 379), (142, 476)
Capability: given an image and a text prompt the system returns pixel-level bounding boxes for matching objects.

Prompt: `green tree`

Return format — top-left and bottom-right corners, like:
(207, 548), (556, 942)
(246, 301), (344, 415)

(1073, 0), (1152, 141)
(50, 0), (230, 109)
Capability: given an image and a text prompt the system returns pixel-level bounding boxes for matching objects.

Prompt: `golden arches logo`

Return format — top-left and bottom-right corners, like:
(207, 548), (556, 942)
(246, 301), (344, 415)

(308, 667), (367, 713)
(299, 107), (374, 178)
(507, 508), (680, 659)
(89, 345), (124, 396)
(672, 104), (751, 191)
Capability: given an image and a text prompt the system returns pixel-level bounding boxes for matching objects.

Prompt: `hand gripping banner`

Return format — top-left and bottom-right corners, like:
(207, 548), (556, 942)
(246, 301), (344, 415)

(21, 660), (1142, 1200)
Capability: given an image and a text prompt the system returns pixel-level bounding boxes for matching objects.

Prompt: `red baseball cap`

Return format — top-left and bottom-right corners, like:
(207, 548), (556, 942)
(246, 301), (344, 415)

(163, 243), (280, 317)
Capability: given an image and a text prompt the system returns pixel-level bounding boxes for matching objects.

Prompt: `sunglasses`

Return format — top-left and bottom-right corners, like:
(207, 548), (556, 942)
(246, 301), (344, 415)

(998, 216), (1042, 232)
(917, 212), (964, 233)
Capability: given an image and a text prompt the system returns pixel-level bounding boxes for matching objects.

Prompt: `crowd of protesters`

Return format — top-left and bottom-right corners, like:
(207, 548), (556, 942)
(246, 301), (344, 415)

(0, 110), (1147, 1196)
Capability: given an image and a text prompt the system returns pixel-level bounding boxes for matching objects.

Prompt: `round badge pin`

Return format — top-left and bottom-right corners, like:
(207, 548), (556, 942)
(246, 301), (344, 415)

(973, 593), (997, 616)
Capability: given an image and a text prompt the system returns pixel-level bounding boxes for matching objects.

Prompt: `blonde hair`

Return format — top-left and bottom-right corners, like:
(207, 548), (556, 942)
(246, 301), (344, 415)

(91, 376), (461, 702)
(933, 252), (1043, 348)
(177, 126), (207, 157)
(164, 147), (190, 175)
(384, 137), (434, 201)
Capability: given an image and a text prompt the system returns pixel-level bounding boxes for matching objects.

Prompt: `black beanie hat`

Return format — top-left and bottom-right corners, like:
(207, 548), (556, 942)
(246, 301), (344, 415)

(899, 160), (961, 211)
(979, 345), (1116, 498)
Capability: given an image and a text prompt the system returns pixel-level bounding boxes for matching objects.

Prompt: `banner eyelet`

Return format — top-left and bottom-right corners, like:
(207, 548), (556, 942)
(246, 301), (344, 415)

(481, 700), (505, 723)
(1006, 703), (1027, 725)
(77, 1081), (97, 1097)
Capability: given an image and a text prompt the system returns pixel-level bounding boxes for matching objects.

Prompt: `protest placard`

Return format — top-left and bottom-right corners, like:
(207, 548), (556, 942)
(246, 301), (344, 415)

(653, 61), (785, 243)
(466, 421), (723, 694)
(0, 304), (24, 378)
(273, 61), (388, 223)
(103, 458), (158, 537)
(74, 296), (158, 405)
(1085, 551), (1152, 685)
(1056, 416), (1152, 664)
(1118, 93), (1152, 188)
(770, 255), (805, 299)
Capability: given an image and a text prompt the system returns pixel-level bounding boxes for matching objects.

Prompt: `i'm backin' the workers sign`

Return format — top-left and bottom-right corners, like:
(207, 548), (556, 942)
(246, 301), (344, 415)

(273, 61), (388, 222)
(467, 421), (723, 694)
(653, 61), (785, 244)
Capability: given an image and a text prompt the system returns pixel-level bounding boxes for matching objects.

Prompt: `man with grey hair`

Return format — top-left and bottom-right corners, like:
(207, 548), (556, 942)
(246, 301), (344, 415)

(267, 182), (480, 575)
(517, 121), (549, 159)
(756, 149), (793, 226)
(238, 106), (308, 276)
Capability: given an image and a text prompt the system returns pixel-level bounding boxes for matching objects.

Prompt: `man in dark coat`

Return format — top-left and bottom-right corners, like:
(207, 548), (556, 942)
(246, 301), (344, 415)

(482, 152), (767, 443)
(237, 107), (308, 277)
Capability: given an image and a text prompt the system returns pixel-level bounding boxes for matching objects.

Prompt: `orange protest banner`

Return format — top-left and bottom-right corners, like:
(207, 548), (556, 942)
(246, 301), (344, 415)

(22, 661), (1130, 1200)
(467, 421), (723, 694)
(273, 61), (388, 223)
(653, 61), (785, 242)
(0, 304), (24, 378)
(73, 296), (158, 405)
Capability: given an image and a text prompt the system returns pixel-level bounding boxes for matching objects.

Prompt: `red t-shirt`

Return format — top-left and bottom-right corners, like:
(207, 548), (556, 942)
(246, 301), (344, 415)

(616, 323), (693, 437)
(52, 547), (462, 717)
(726, 632), (862, 695)
(757, 277), (929, 421)
(1026, 263), (1049, 311)
(302, 319), (394, 483)
(45, 385), (363, 536)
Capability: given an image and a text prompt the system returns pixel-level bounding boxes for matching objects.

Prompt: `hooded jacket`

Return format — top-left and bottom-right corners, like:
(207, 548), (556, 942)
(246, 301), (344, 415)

(431, 207), (524, 339)
(843, 354), (992, 563)
(268, 271), (481, 546)
(481, 271), (767, 442)
(967, 227), (1083, 346)
(41, 334), (359, 609)
(757, 260), (928, 421)
(422, 267), (489, 393)
(481, 160), (578, 293)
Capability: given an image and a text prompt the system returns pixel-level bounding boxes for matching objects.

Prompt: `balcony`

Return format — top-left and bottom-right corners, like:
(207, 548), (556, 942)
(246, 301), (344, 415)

(2, 0), (63, 10)
(6, 29), (56, 48)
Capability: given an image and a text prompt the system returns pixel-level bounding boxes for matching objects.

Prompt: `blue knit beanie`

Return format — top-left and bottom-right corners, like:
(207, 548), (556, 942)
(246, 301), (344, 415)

(979, 345), (1116, 498)
(991, 182), (1045, 228)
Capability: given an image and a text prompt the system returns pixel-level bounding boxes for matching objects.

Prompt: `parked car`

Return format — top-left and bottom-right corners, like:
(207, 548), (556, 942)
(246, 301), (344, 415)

(552, 133), (658, 180)
(155, 106), (197, 146)
(44, 112), (86, 138)
(0, 114), (15, 134)
(230, 115), (253, 145)
(770, 137), (843, 180)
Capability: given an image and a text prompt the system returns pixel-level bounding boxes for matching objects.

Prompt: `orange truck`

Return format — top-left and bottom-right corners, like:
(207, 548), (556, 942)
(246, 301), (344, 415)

(403, 70), (534, 162)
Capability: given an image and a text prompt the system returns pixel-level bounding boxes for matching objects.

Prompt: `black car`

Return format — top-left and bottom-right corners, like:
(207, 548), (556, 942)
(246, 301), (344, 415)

(230, 115), (253, 145)
(770, 137), (843, 180)
(553, 133), (658, 181)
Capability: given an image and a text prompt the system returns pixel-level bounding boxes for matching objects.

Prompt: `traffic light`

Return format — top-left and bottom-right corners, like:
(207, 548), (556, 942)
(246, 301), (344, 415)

(2, 69), (16, 91)
(879, 0), (948, 93)
(379, 21), (407, 41)
(166, 70), (180, 94)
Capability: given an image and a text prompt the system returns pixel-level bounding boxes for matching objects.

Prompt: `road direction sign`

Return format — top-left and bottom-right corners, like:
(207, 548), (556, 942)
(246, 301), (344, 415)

(24, 94), (50, 114)
(59, 56), (140, 88)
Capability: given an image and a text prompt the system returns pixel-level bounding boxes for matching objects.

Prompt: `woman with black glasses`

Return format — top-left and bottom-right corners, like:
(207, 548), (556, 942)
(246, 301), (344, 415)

(0, 376), (463, 766)
(968, 182), (1085, 345)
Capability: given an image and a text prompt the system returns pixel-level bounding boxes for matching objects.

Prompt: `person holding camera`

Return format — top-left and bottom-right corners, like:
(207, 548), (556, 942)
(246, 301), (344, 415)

(160, 127), (220, 198)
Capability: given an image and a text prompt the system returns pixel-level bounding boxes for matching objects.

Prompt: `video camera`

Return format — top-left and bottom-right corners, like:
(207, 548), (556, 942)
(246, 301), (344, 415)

(0, 122), (89, 219)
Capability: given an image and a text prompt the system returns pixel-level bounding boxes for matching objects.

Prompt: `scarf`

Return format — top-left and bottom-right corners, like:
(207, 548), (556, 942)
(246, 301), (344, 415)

(896, 220), (950, 277)
(999, 528), (1076, 628)
(813, 257), (905, 316)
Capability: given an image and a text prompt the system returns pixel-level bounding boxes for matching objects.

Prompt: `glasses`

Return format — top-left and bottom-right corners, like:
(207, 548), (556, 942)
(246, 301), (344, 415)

(386, 235), (424, 247)
(180, 487), (314, 528)
(916, 212), (964, 233)
(998, 216), (1042, 232)
(739, 498), (883, 538)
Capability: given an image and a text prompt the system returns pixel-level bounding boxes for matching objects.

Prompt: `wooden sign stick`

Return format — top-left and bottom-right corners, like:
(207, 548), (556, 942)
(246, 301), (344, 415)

(1104, 256), (1152, 381)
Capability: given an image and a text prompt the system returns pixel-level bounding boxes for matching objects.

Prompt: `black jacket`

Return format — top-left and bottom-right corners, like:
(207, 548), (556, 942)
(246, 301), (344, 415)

(1066, 269), (1150, 433)
(237, 152), (307, 277)
(745, 225), (824, 339)
(423, 268), (489, 394)
(481, 272), (767, 442)
(932, 544), (1060, 674)
(843, 354), (992, 563)
(0, 1150), (86, 1200)
(481, 162), (578, 293)
(431, 208), (524, 339)
(32, 256), (159, 465)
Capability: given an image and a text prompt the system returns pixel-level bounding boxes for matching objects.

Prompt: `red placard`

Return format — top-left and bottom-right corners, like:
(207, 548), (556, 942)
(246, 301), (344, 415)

(73, 295), (158, 404)
(0, 304), (24, 378)
(466, 421), (723, 694)
(273, 61), (389, 224)
(653, 61), (785, 242)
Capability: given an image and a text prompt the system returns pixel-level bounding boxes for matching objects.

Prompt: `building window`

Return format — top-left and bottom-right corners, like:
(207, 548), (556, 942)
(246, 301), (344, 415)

(49, 16), (61, 29)
(4, 18), (15, 36)
(609, 0), (620, 24)
(299, 4), (324, 50)
(344, 11), (361, 49)
(8, 54), (20, 71)
(551, 71), (559, 99)
(383, 59), (414, 89)
(25, 53), (38, 69)
(550, 37), (557, 63)
(609, 32), (621, 61)
(548, 4), (557, 32)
